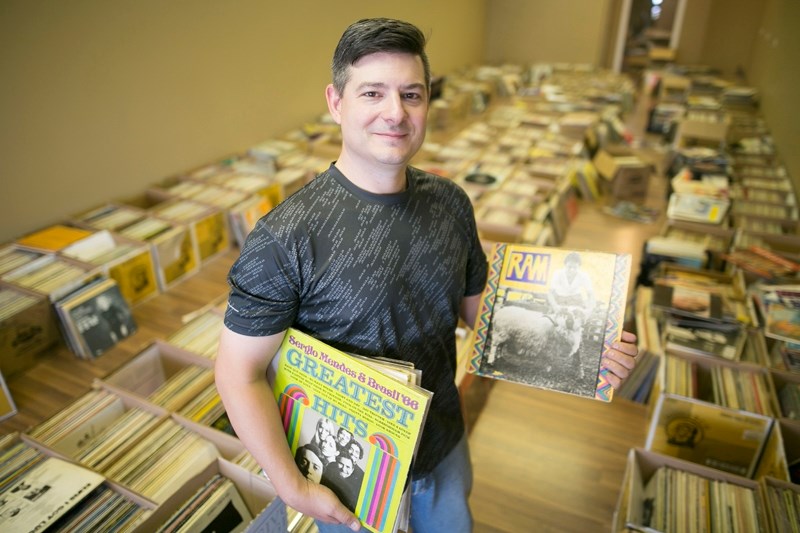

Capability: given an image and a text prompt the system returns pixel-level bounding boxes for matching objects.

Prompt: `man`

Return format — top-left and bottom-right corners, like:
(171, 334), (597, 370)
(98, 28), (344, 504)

(322, 455), (359, 511)
(336, 427), (354, 451)
(295, 444), (325, 484)
(216, 17), (638, 533)
(546, 251), (597, 316)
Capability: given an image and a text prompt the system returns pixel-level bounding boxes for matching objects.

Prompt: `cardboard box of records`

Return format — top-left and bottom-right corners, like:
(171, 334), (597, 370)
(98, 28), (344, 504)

(672, 114), (731, 151)
(759, 475), (800, 533)
(592, 145), (653, 202)
(770, 369), (800, 423)
(133, 456), (286, 533)
(60, 229), (160, 306)
(657, 73), (690, 103)
(12, 384), (286, 532)
(0, 282), (59, 377)
(1, 251), (103, 303)
(148, 198), (231, 264)
(71, 203), (148, 233)
(612, 448), (768, 533)
(100, 340), (215, 412)
(116, 216), (199, 291)
(777, 420), (800, 479)
(646, 391), (776, 480)
(0, 432), (160, 532)
(14, 224), (96, 254)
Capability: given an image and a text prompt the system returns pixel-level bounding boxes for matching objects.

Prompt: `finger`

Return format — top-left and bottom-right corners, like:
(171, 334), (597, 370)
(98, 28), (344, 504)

(602, 356), (631, 387)
(611, 339), (639, 358)
(327, 508), (360, 531)
(605, 346), (636, 370)
(620, 330), (637, 344)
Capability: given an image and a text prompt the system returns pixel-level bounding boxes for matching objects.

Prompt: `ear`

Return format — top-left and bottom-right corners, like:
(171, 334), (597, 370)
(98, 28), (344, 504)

(325, 84), (343, 124)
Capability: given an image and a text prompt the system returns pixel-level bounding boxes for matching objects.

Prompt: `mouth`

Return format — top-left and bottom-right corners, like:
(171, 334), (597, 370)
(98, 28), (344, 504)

(374, 131), (408, 139)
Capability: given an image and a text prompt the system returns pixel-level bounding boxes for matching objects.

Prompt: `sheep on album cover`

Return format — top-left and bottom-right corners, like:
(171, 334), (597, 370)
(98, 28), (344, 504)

(467, 243), (631, 402)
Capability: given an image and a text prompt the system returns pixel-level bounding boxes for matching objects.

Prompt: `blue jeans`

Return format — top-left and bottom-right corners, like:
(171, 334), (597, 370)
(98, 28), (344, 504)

(315, 433), (473, 533)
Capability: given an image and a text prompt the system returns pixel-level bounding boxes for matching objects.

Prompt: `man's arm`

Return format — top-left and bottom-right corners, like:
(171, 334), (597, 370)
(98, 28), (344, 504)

(459, 293), (482, 330)
(215, 326), (360, 531)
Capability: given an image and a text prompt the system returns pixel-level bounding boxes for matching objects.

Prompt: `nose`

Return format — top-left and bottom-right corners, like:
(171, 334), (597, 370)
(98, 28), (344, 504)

(381, 93), (406, 123)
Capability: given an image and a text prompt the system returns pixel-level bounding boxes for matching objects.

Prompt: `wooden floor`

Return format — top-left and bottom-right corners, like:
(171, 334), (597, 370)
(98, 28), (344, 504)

(467, 100), (671, 532)
(468, 172), (667, 532)
(1, 97), (670, 532)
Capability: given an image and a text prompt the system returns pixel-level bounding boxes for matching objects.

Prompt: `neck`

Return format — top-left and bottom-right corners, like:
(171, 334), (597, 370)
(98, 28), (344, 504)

(334, 153), (408, 194)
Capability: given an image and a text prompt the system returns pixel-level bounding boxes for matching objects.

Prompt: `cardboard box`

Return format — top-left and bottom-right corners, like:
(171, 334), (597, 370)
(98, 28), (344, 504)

(0, 244), (47, 277)
(1, 254), (102, 302)
(23, 386), (170, 462)
(150, 199), (231, 264)
(100, 340), (214, 407)
(759, 476), (800, 533)
(1, 433), (159, 529)
(613, 448), (767, 532)
(60, 230), (160, 306)
(15, 224), (94, 253)
(71, 203), (148, 232)
(475, 205), (524, 243)
(774, 420), (800, 480)
(752, 415), (790, 481)
(646, 391), (775, 479)
(657, 74), (690, 102)
(117, 218), (199, 291)
(673, 117), (730, 150)
(134, 457), (286, 533)
(592, 146), (654, 202)
(0, 283), (58, 377)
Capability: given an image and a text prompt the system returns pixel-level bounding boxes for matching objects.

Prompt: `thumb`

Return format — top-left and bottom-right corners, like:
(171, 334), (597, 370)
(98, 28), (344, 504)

(329, 503), (360, 531)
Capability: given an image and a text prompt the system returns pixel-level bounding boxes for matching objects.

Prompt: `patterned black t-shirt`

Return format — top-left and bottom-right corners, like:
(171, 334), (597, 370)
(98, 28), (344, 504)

(225, 164), (488, 474)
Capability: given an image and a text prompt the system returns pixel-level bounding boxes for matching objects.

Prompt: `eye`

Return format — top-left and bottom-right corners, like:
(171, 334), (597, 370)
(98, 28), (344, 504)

(404, 92), (422, 101)
(362, 91), (379, 98)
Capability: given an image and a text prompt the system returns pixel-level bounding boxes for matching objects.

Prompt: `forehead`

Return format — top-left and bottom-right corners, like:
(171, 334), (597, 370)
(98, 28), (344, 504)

(346, 52), (426, 87)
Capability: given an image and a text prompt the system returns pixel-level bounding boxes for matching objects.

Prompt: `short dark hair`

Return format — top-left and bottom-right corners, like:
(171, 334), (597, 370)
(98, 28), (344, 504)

(296, 443), (322, 462)
(348, 440), (363, 460)
(331, 18), (430, 96)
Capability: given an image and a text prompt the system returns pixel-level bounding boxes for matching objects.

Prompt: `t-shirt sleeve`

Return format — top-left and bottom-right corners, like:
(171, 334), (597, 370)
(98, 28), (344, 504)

(463, 200), (488, 297)
(224, 222), (300, 336)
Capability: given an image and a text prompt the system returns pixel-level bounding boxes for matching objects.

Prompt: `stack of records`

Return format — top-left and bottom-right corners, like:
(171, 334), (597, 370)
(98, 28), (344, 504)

(54, 277), (137, 359)
(640, 465), (762, 531)
(166, 309), (224, 358)
(101, 419), (219, 504)
(177, 382), (235, 436)
(155, 474), (251, 533)
(0, 455), (151, 532)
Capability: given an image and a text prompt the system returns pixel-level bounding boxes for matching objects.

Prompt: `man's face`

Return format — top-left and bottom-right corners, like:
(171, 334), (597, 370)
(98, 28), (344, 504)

(297, 449), (323, 483)
(348, 442), (361, 461)
(337, 457), (354, 478)
(337, 429), (352, 447)
(326, 52), (428, 172)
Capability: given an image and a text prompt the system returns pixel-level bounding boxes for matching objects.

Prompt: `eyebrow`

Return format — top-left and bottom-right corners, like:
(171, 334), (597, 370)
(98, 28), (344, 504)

(355, 82), (427, 92)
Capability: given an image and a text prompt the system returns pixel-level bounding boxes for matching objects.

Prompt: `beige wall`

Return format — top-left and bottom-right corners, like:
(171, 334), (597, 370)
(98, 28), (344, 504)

(0, 0), (486, 243)
(484, 0), (614, 66)
(2, 1), (797, 244)
(701, 0), (764, 79)
(746, 0), (800, 192)
(675, 0), (712, 65)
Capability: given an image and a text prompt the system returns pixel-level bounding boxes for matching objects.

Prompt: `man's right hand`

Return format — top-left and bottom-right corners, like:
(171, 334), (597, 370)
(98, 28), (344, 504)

(285, 479), (362, 531)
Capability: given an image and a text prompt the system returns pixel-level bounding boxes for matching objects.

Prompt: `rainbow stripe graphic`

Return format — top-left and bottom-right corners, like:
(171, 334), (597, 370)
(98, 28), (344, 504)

(358, 433), (400, 531)
(278, 384), (309, 448)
